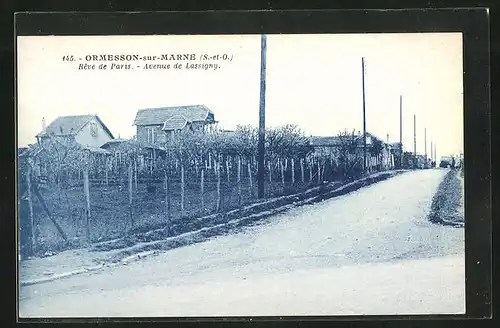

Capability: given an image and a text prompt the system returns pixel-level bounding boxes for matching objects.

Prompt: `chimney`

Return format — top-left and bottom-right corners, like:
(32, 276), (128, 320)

(386, 133), (389, 144)
(42, 117), (46, 131)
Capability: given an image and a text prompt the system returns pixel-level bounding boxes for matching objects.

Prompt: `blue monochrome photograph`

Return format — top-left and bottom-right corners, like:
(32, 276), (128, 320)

(17, 34), (465, 317)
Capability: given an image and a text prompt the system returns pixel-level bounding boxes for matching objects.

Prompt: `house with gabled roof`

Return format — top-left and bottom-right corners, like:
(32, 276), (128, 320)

(309, 132), (395, 172)
(100, 137), (168, 174)
(36, 114), (115, 149)
(133, 105), (217, 144)
(21, 115), (115, 183)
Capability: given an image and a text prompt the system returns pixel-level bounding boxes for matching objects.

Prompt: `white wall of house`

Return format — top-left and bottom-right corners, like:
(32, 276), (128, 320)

(75, 117), (113, 148)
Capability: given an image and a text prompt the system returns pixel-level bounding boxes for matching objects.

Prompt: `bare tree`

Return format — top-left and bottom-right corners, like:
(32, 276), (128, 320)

(37, 135), (86, 186)
(336, 129), (364, 179)
(266, 124), (313, 160)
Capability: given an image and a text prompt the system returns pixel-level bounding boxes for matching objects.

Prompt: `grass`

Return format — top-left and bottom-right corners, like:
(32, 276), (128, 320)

(95, 171), (400, 254)
(20, 164), (378, 257)
(428, 169), (464, 227)
(21, 175), (317, 256)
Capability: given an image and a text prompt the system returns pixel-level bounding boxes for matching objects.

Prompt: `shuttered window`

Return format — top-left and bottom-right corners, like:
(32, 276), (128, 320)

(147, 127), (156, 144)
(89, 122), (98, 137)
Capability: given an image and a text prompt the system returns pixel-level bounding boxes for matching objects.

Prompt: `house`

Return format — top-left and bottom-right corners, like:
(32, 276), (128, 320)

(133, 105), (217, 144)
(387, 142), (404, 168)
(36, 114), (115, 149)
(100, 138), (166, 174)
(309, 136), (344, 158)
(309, 132), (394, 172)
(26, 115), (115, 182)
(415, 155), (427, 169)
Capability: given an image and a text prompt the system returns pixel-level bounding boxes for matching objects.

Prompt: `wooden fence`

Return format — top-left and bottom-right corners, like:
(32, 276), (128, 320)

(19, 151), (363, 256)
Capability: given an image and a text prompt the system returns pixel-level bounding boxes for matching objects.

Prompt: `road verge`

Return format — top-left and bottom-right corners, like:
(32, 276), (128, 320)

(428, 169), (464, 227)
(96, 170), (406, 263)
(21, 170), (405, 287)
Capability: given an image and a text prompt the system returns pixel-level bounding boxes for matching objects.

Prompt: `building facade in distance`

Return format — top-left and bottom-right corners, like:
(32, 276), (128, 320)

(133, 105), (217, 145)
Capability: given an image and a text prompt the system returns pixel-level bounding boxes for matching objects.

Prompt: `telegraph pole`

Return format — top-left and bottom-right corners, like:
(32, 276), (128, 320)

(434, 142), (437, 163)
(257, 34), (267, 198)
(362, 57), (367, 173)
(399, 95), (403, 168)
(424, 128), (427, 161)
(413, 114), (417, 168)
(431, 140), (433, 163)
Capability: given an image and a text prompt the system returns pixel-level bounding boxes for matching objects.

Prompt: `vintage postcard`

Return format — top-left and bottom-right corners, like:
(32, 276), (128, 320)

(17, 33), (465, 317)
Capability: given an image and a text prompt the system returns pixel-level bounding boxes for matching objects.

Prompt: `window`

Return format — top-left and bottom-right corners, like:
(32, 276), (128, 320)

(147, 127), (156, 144)
(89, 122), (98, 137)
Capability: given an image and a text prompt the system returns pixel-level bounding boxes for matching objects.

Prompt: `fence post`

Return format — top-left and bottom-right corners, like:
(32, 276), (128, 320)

(247, 161), (253, 191)
(201, 168), (205, 210)
(180, 163), (185, 216)
(268, 161), (272, 183)
(309, 159), (313, 182)
(83, 167), (91, 244)
(26, 161), (36, 255)
(105, 158), (109, 186)
(153, 149), (156, 171)
(134, 159), (138, 190)
(164, 171), (171, 233)
(280, 159), (285, 185)
(237, 156), (242, 205)
(226, 158), (230, 183)
(317, 160), (321, 184)
(150, 155), (153, 175)
(301, 158), (305, 183)
(128, 163), (133, 229)
(216, 160), (222, 212)
(31, 180), (69, 243)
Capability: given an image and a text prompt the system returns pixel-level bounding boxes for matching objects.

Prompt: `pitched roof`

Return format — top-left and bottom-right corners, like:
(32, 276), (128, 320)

(366, 132), (386, 143)
(18, 145), (43, 158)
(309, 136), (343, 146)
(18, 147), (29, 157)
(82, 146), (112, 154)
(36, 115), (114, 139)
(100, 138), (165, 151)
(133, 105), (213, 126)
(310, 132), (389, 148)
(101, 138), (129, 145)
(162, 115), (188, 131)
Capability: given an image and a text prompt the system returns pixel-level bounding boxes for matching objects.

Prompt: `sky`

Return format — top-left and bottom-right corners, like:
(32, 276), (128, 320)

(17, 33), (463, 159)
